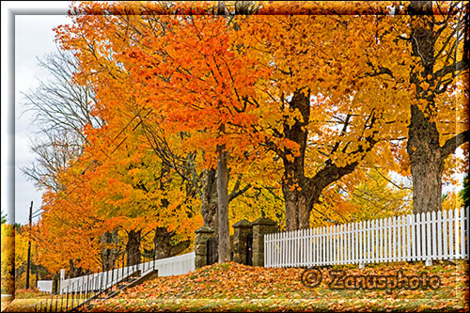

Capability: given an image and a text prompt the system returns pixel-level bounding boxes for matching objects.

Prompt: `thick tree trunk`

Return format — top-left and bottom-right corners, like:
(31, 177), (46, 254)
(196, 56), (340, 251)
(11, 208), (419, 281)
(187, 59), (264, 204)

(407, 1), (443, 214)
(280, 90), (377, 230)
(281, 90), (313, 230)
(407, 106), (445, 213)
(283, 186), (315, 230)
(126, 229), (141, 266)
(101, 231), (118, 271)
(154, 227), (173, 259)
(217, 143), (230, 263)
(153, 227), (191, 259)
(406, 1), (470, 213)
(201, 168), (218, 232)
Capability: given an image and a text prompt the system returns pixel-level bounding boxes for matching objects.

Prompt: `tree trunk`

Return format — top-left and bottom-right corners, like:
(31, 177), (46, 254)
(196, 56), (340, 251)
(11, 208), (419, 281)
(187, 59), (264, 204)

(407, 105), (445, 213)
(217, 1), (225, 15)
(217, 143), (230, 263)
(280, 90), (377, 230)
(283, 185), (315, 230)
(101, 231), (117, 271)
(407, 1), (443, 214)
(405, 1), (470, 213)
(126, 229), (141, 266)
(281, 90), (313, 230)
(153, 227), (191, 259)
(201, 168), (218, 232)
(153, 227), (171, 259)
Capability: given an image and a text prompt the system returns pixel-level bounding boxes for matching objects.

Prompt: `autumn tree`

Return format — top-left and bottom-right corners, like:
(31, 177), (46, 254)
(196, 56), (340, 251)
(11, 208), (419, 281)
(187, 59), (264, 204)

(54, 1), (425, 238)
(239, 1), (468, 225)
(402, 1), (469, 213)
(348, 168), (412, 220)
(21, 50), (102, 192)
(1, 223), (15, 294)
(51, 1), (468, 261)
(22, 43), (203, 271)
(232, 5), (418, 230)
(55, 2), (278, 263)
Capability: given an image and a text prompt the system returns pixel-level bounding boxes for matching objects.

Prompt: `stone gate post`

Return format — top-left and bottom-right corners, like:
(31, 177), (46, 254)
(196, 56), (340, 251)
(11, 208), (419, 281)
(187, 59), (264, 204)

(232, 219), (253, 264)
(194, 226), (214, 269)
(252, 217), (278, 267)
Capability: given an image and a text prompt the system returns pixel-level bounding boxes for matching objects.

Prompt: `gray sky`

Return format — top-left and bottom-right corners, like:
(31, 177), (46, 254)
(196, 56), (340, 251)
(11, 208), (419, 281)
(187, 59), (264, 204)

(15, 14), (71, 225)
(1, 2), (71, 225)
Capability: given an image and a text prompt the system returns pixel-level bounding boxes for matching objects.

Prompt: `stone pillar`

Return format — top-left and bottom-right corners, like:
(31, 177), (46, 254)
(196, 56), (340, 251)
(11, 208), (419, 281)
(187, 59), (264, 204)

(232, 219), (253, 264)
(252, 217), (278, 267)
(194, 226), (214, 269)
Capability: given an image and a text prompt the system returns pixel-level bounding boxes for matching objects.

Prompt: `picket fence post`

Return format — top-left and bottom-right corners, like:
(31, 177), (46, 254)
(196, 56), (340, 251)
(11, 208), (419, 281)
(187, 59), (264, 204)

(263, 208), (469, 269)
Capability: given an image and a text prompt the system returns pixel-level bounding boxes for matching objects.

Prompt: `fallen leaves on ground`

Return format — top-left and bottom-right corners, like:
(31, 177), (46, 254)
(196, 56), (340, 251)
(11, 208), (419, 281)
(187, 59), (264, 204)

(13, 288), (51, 299)
(4, 260), (468, 312)
(87, 260), (468, 312)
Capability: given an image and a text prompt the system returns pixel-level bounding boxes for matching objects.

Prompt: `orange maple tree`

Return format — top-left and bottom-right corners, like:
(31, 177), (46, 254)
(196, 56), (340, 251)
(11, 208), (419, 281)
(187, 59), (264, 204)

(27, 1), (467, 275)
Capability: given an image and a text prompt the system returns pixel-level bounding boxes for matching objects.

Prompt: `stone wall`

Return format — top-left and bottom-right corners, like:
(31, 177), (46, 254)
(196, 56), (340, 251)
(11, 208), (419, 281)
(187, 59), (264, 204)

(194, 217), (278, 269)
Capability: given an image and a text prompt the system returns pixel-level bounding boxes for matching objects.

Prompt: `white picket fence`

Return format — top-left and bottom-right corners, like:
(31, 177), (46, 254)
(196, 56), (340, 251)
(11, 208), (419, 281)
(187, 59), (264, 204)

(37, 252), (195, 293)
(153, 252), (195, 276)
(265, 207), (469, 268)
(37, 280), (53, 293)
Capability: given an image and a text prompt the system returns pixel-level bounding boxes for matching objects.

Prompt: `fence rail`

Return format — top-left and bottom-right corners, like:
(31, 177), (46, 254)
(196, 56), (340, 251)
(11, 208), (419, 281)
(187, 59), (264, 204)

(265, 207), (469, 268)
(37, 281), (53, 294)
(37, 252), (195, 294)
(33, 251), (195, 312)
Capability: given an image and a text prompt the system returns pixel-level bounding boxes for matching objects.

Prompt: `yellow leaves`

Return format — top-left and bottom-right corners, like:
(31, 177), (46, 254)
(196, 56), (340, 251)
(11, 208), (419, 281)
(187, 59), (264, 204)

(38, 2), (468, 283)
(420, 81), (430, 91)
(442, 191), (464, 211)
(349, 168), (412, 221)
(1, 224), (15, 293)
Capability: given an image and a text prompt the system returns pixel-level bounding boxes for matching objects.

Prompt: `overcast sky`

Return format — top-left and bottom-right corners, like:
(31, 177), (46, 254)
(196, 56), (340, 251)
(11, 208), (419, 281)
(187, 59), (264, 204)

(15, 14), (73, 225)
(2, 2), (71, 225)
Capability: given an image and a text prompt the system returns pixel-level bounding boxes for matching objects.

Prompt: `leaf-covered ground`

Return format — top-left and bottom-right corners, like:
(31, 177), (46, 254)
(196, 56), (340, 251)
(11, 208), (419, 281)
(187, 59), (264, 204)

(1, 289), (49, 312)
(4, 260), (469, 312)
(89, 260), (469, 312)
(0, 295), (13, 312)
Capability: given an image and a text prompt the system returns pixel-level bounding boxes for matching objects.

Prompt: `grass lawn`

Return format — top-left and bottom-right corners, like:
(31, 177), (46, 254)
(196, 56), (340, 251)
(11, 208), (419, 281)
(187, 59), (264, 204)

(3, 260), (468, 312)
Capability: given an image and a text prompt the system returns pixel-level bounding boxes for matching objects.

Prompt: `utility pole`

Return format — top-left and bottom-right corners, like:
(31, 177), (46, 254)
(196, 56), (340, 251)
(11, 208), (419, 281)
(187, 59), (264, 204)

(25, 201), (33, 289)
(35, 243), (39, 285)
